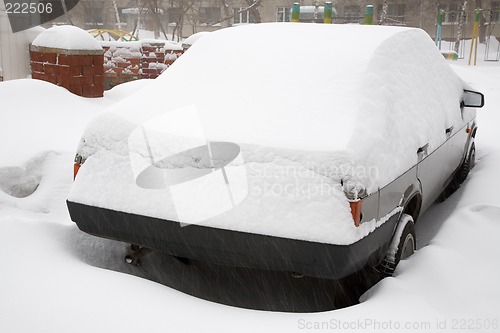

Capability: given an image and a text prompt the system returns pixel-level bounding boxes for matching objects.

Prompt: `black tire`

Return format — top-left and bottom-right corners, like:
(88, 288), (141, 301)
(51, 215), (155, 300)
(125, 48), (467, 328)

(379, 214), (416, 277)
(460, 142), (475, 182)
(437, 142), (475, 202)
(173, 256), (192, 265)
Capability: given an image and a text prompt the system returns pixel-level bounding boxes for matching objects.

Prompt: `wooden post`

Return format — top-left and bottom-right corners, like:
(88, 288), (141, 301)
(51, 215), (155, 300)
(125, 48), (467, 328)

(324, 2), (333, 24)
(364, 5), (374, 25)
(436, 9), (444, 49)
(468, 9), (480, 66)
(292, 3), (300, 22)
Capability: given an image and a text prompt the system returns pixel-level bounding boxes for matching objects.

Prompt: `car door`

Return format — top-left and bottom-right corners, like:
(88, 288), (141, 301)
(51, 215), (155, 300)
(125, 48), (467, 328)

(417, 115), (468, 213)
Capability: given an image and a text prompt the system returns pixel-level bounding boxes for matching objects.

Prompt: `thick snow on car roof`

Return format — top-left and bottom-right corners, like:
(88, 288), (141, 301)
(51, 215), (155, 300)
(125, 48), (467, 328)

(70, 23), (468, 244)
(94, 23), (465, 189)
(106, 23), (413, 152)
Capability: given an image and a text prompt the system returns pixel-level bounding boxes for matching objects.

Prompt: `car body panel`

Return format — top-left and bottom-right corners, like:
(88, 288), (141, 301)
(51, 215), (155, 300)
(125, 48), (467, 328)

(67, 200), (398, 279)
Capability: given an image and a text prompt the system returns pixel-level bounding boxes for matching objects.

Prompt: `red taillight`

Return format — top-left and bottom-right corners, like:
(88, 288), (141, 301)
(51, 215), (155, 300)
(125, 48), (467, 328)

(73, 163), (81, 180)
(73, 154), (83, 180)
(349, 200), (362, 227)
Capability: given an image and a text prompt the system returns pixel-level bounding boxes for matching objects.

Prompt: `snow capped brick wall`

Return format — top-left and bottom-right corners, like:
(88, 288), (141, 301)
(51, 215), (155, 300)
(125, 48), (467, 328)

(29, 49), (104, 97)
(101, 40), (183, 90)
(141, 41), (183, 79)
(102, 43), (141, 90)
(29, 25), (183, 93)
(29, 26), (104, 98)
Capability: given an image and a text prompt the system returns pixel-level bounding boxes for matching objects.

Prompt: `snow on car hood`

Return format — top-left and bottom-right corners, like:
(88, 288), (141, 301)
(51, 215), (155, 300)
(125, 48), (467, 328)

(69, 23), (468, 244)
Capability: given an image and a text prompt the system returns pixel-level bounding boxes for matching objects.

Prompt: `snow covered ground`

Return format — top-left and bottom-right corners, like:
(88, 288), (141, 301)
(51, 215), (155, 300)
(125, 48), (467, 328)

(1, 53), (500, 332)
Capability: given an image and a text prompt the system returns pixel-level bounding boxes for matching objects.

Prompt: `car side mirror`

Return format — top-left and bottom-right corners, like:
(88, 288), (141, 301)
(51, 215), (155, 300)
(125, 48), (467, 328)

(462, 90), (484, 108)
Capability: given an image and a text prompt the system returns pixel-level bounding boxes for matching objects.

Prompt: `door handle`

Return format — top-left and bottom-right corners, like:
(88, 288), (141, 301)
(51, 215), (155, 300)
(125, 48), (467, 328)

(417, 143), (428, 161)
(417, 143), (429, 154)
(446, 126), (454, 139)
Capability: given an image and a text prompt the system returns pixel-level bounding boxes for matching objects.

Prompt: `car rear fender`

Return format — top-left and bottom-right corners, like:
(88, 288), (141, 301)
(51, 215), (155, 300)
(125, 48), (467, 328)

(378, 166), (421, 222)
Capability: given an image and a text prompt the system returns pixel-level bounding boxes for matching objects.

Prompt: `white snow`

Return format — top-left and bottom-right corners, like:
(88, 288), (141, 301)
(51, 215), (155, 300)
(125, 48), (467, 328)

(141, 39), (183, 51)
(32, 25), (102, 51)
(1, 32), (499, 333)
(68, 23), (470, 245)
(182, 31), (211, 48)
(0, 79), (101, 166)
(0, 79), (150, 206)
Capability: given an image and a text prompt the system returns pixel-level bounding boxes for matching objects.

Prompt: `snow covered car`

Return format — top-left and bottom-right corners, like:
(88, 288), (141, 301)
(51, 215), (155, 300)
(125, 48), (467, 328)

(67, 23), (484, 279)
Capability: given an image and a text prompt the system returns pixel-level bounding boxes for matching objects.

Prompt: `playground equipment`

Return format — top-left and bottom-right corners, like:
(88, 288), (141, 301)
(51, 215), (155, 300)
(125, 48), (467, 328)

(436, 7), (500, 64)
(435, 8), (467, 59)
(435, 9), (444, 50)
(291, 3), (300, 22)
(87, 29), (139, 42)
(291, 3), (372, 25)
(468, 9), (480, 65)
(324, 2), (333, 24)
(290, 2), (335, 23)
(364, 5), (374, 25)
(485, 9), (500, 61)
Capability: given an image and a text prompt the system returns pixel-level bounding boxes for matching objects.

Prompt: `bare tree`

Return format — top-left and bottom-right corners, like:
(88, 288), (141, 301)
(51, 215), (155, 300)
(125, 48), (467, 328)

(379, 0), (388, 25)
(215, 0), (263, 26)
(112, 0), (123, 30)
(455, 0), (468, 53)
(146, 0), (168, 39)
(244, 0), (262, 23)
(61, 0), (74, 25)
(475, 0), (486, 42)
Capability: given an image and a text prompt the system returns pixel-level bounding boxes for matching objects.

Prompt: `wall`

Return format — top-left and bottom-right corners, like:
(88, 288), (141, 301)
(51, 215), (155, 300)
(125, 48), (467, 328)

(30, 46), (104, 98)
(0, 9), (44, 81)
(102, 40), (183, 90)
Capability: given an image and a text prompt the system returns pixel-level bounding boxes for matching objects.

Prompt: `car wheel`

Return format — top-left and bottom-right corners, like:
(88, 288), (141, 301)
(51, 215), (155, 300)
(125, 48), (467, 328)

(460, 142), (475, 182)
(437, 142), (475, 202)
(379, 213), (416, 277)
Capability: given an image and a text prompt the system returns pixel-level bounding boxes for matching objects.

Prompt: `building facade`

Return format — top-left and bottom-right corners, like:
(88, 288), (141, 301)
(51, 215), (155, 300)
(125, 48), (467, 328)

(48, 0), (499, 42)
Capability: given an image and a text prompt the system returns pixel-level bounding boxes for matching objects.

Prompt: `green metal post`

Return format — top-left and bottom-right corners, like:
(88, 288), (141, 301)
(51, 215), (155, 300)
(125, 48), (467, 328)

(292, 3), (300, 23)
(364, 5), (374, 25)
(324, 2), (333, 24)
(435, 9), (443, 48)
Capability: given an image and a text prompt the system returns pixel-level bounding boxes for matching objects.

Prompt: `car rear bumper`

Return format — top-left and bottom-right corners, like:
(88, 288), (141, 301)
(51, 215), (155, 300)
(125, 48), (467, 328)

(67, 200), (398, 279)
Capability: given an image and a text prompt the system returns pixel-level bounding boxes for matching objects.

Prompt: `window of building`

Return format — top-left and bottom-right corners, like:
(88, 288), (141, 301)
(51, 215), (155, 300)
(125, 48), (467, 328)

(276, 6), (290, 22)
(343, 5), (360, 23)
(168, 7), (182, 25)
(234, 8), (253, 24)
(199, 7), (221, 25)
(84, 5), (104, 26)
(443, 3), (463, 24)
(118, 7), (128, 25)
(492, 1), (500, 22)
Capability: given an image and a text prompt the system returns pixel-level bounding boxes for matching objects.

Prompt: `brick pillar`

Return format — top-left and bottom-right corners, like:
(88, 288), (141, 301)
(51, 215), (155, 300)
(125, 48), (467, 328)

(30, 46), (104, 98)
